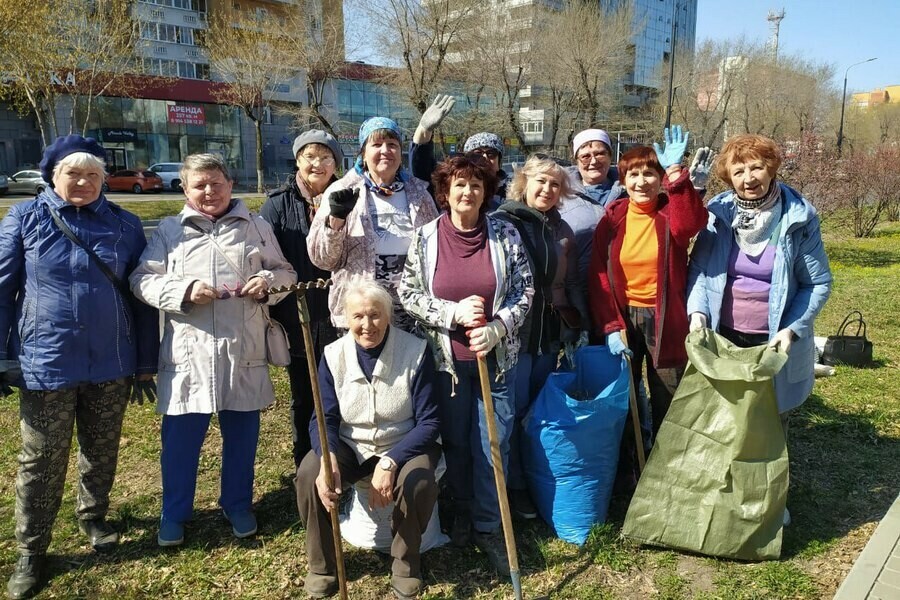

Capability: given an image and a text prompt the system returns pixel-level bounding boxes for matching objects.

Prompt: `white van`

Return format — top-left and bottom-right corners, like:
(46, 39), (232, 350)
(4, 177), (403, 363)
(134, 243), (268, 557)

(148, 162), (184, 191)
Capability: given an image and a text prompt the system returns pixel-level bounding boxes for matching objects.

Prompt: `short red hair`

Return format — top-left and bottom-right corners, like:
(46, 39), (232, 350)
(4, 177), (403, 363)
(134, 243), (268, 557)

(714, 134), (782, 187)
(618, 146), (665, 184)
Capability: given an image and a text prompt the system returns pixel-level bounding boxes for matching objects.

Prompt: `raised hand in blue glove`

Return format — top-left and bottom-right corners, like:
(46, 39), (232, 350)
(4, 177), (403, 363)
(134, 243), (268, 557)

(652, 125), (690, 169)
(605, 331), (632, 357)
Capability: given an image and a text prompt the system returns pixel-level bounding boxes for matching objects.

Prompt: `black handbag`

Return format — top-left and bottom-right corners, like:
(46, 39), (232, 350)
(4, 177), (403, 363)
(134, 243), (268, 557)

(822, 311), (873, 367)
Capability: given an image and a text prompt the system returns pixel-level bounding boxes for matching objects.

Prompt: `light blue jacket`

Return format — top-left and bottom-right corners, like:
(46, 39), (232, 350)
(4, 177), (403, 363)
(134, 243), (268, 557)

(686, 183), (832, 412)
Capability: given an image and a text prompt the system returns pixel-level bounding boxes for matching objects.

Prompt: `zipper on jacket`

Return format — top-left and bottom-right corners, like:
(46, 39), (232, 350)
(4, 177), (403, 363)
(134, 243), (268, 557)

(653, 223), (671, 367)
(535, 216), (550, 356)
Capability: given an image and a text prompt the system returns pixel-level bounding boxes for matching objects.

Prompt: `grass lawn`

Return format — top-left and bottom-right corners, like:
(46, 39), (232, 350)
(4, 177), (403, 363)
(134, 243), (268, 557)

(0, 222), (897, 599)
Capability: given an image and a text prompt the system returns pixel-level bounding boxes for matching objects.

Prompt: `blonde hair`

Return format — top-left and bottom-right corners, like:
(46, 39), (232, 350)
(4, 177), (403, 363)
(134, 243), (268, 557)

(53, 152), (106, 179)
(507, 155), (571, 202)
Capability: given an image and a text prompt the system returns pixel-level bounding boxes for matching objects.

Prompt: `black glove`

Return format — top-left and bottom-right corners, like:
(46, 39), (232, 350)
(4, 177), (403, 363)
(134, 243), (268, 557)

(328, 188), (359, 220)
(130, 377), (158, 405)
(0, 360), (21, 398)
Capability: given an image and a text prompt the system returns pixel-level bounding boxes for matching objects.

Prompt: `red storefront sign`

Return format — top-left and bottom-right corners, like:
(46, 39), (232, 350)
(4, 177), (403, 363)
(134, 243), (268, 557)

(167, 104), (206, 126)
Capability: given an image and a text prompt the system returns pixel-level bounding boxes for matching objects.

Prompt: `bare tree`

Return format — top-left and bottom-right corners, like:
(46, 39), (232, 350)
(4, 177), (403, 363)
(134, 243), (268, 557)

(356, 0), (481, 115)
(0, 0), (140, 145)
(540, 1), (632, 128)
(658, 39), (838, 148)
(275, 0), (353, 137)
(203, 5), (302, 192)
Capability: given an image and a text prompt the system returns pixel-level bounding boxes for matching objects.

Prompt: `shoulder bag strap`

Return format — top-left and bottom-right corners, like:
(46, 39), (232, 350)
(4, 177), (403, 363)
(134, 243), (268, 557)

(47, 205), (129, 296)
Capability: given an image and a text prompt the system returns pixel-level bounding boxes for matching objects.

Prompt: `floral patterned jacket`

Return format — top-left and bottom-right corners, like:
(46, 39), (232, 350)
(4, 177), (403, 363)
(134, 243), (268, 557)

(307, 169), (438, 329)
(399, 214), (534, 381)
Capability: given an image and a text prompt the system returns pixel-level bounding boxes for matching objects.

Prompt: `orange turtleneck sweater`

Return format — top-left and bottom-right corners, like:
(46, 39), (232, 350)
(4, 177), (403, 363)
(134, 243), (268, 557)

(618, 198), (659, 307)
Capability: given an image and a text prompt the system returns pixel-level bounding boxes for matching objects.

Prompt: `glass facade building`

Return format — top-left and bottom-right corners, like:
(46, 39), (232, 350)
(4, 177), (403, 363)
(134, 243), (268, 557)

(77, 96), (243, 173)
(334, 78), (419, 168)
(600, 0), (697, 93)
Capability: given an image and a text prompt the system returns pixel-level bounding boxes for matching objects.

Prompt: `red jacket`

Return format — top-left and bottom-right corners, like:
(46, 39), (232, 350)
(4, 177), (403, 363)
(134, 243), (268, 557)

(588, 169), (707, 368)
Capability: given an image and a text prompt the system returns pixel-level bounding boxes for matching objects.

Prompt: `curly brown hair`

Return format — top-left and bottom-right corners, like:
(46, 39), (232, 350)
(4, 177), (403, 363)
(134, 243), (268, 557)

(431, 155), (498, 214)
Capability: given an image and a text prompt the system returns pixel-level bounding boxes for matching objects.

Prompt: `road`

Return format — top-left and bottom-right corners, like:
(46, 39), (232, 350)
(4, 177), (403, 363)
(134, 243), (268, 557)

(0, 190), (187, 208)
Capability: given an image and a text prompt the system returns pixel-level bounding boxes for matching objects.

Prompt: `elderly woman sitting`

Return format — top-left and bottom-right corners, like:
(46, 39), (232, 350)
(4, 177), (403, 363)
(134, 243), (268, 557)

(130, 153), (296, 547)
(295, 279), (440, 600)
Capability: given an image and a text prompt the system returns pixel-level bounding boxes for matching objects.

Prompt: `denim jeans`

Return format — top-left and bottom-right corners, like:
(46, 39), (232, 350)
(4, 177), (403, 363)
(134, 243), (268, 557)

(436, 359), (515, 533)
(507, 351), (556, 490)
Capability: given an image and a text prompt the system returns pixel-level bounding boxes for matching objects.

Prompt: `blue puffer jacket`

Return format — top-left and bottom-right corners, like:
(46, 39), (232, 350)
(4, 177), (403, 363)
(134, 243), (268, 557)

(0, 189), (159, 390)
(686, 183), (832, 412)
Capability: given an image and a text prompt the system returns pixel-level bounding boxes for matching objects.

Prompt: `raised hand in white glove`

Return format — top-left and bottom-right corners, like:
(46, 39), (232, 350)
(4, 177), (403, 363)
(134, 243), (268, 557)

(768, 328), (795, 354)
(689, 147), (716, 191)
(689, 312), (708, 332)
(467, 320), (506, 357)
(453, 295), (486, 328)
(418, 94), (456, 134)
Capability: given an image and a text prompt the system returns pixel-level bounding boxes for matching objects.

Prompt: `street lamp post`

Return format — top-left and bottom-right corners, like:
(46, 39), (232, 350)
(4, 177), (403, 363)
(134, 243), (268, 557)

(837, 57), (877, 155)
(664, 0), (679, 130)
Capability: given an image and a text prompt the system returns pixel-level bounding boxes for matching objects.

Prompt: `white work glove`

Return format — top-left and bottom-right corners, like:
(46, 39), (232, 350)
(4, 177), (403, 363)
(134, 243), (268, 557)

(689, 312), (708, 332)
(417, 94), (455, 133)
(453, 295), (486, 328)
(467, 320), (506, 357)
(689, 147), (716, 191)
(605, 331), (632, 357)
(768, 328), (795, 354)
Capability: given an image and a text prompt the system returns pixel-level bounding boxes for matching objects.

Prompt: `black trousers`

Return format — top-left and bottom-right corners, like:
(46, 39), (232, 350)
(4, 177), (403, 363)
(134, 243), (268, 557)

(287, 319), (338, 467)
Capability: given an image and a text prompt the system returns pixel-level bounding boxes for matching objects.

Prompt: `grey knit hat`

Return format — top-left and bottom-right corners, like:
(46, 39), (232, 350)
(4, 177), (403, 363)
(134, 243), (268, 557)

(463, 132), (504, 155)
(292, 130), (343, 163)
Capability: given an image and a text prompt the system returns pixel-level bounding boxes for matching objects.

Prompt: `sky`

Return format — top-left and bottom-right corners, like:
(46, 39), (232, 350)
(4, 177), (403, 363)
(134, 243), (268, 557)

(695, 0), (899, 93)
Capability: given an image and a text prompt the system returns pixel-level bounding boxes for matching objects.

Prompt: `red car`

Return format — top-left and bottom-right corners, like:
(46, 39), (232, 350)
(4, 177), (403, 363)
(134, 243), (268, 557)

(103, 169), (164, 194)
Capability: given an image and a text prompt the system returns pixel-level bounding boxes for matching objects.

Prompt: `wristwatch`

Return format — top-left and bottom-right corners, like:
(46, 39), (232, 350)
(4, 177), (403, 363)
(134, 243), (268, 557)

(378, 457), (396, 472)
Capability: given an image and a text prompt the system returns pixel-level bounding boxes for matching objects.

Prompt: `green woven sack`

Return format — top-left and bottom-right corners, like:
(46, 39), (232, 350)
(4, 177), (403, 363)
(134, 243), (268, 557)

(622, 328), (789, 560)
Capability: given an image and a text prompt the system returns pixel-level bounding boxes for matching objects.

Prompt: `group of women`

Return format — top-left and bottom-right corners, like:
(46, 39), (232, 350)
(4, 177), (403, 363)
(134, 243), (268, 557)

(0, 111), (831, 599)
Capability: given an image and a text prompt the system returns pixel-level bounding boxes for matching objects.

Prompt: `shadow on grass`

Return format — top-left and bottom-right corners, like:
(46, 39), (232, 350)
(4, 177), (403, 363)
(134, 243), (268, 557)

(781, 393), (900, 558)
(827, 245), (900, 268)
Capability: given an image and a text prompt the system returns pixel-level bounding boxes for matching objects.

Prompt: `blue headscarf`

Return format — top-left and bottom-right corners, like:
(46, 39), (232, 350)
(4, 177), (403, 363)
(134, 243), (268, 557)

(354, 117), (408, 191)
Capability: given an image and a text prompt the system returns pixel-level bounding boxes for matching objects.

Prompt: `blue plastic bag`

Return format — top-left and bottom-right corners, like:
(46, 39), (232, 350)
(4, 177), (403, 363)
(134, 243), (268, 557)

(523, 345), (631, 545)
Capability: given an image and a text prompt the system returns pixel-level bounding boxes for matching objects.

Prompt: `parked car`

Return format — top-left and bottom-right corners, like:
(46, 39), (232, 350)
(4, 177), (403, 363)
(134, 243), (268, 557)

(104, 169), (164, 194)
(148, 162), (184, 191)
(0, 173), (8, 196)
(6, 170), (48, 195)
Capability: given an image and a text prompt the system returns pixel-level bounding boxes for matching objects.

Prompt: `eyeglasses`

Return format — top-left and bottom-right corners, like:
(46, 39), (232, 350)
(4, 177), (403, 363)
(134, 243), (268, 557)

(299, 154), (336, 167)
(471, 149), (500, 160)
(218, 282), (243, 299)
(577, 151), (610, 165)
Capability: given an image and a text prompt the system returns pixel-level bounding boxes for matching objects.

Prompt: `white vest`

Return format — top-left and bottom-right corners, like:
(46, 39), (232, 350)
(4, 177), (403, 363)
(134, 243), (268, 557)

(324, 328), (426, 463)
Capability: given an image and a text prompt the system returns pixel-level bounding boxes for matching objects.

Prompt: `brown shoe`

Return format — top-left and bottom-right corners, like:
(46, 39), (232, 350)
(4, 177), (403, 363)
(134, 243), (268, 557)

(391, 574), (422, 599)
(304, 572), (338, 598)
(79, 519), (119, 553)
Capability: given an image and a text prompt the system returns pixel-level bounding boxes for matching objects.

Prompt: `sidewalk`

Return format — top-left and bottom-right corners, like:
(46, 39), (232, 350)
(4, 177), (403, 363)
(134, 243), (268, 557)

(834, 493), (900, 599)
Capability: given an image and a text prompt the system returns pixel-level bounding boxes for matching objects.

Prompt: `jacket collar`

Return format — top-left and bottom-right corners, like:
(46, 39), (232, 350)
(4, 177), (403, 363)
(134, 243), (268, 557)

(42, 187), (108, 214)
(497, 200), (560, 225)
(179, 198), (251, 228)
(343, 327), (395, 383)
(707, 183), (817, 232)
